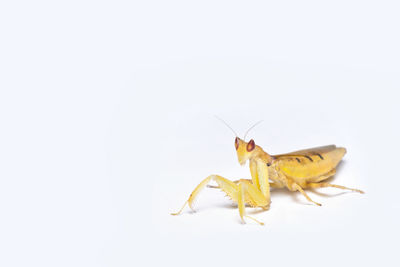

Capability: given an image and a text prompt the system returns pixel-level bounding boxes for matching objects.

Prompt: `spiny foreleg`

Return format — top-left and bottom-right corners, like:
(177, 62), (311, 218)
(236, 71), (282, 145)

(171, 175), (268, 225)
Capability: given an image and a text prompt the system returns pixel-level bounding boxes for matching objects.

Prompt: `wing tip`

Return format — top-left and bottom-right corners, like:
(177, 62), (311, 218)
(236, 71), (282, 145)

(337, 147), (347, 156)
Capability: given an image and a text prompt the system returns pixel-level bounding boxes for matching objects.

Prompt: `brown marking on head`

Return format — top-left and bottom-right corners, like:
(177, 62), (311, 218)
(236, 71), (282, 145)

(316, 153), (324, 160)
(246, 139), (255, 152)
(235, 137), (240, 150)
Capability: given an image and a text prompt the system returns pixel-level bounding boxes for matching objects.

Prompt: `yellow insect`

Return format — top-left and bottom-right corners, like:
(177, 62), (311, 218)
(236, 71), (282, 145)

(171, 119), (364, 225)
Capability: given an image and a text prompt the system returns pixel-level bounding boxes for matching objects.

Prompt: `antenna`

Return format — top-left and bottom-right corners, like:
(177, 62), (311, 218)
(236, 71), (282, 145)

(243, 120), (263, 141)
(214, 115), (238, 137)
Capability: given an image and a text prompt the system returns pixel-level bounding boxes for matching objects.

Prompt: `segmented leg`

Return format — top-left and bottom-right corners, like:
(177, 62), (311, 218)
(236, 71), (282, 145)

(277, 170), (322, 206)
(171, 175), (235, 215)
(171, 175), (268, 225)
(237, 182), (265, 225)
(291, 183), (322, 206)
(235, 179), (270, 208)
(208, 179), (282, 188)
(206, 178), (246, 189)
(282, 176), (322, 206)
(235, 179), (282, 188)
(306, 182), (364, 194)
(269, 181), (285, 188)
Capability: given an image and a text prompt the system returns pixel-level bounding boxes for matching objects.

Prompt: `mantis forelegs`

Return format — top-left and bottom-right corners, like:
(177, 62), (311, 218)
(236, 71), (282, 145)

(237, 180), (268, 225)
(171, 175), (269, 225)
(170, 175), (226, 215)
(208, 179), (282, 188)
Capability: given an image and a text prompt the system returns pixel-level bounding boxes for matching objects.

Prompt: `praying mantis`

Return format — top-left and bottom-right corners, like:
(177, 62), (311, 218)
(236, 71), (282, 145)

(171, 119), (364, 225)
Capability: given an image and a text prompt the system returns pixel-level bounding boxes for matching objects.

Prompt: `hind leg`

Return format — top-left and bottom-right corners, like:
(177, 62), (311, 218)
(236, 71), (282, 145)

(290, 183), (322, 206)
(306, 182), (364, 194)
(277, 172), (322, 206)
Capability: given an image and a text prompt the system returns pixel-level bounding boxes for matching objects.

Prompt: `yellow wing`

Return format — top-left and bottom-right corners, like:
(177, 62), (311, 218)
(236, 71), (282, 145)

(272, 145), (346, 179)
(273, 145), (337, 159)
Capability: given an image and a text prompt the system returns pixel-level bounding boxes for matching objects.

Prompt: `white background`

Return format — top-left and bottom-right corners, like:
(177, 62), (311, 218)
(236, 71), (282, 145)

(1, 1), (399, 266)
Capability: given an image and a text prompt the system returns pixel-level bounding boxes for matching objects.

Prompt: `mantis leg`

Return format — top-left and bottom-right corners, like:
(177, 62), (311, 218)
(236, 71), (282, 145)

(269, 182), (285, 188)
(171, 175), (268, 225)
(237, 180), (268, 225)
(234, 179), (281, 188)
(171, 175), (238, 215)
(284, 178), (322, 206)
(255, 158), (271, 203)
(306, 182), (364, 194)
(277, 170), (322, 206)
(171, 175), (235, 215)
(206, 178), (251, 189)
(291, 183), (322, 206)
(208, 179), (282, 189)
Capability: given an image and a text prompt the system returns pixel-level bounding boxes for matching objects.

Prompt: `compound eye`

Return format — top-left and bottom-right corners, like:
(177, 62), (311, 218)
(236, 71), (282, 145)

(246, 139), (255, 152)
(235, 137), (240, 150)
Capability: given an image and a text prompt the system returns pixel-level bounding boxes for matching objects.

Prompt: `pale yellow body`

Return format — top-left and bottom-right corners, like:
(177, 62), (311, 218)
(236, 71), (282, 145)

(172, 138), (363, 225)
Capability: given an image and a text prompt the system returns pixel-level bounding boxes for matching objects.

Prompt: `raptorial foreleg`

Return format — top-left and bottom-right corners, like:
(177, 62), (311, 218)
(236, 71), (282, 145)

(171, 175), (269, 225)
(171, 175), (236, 215)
